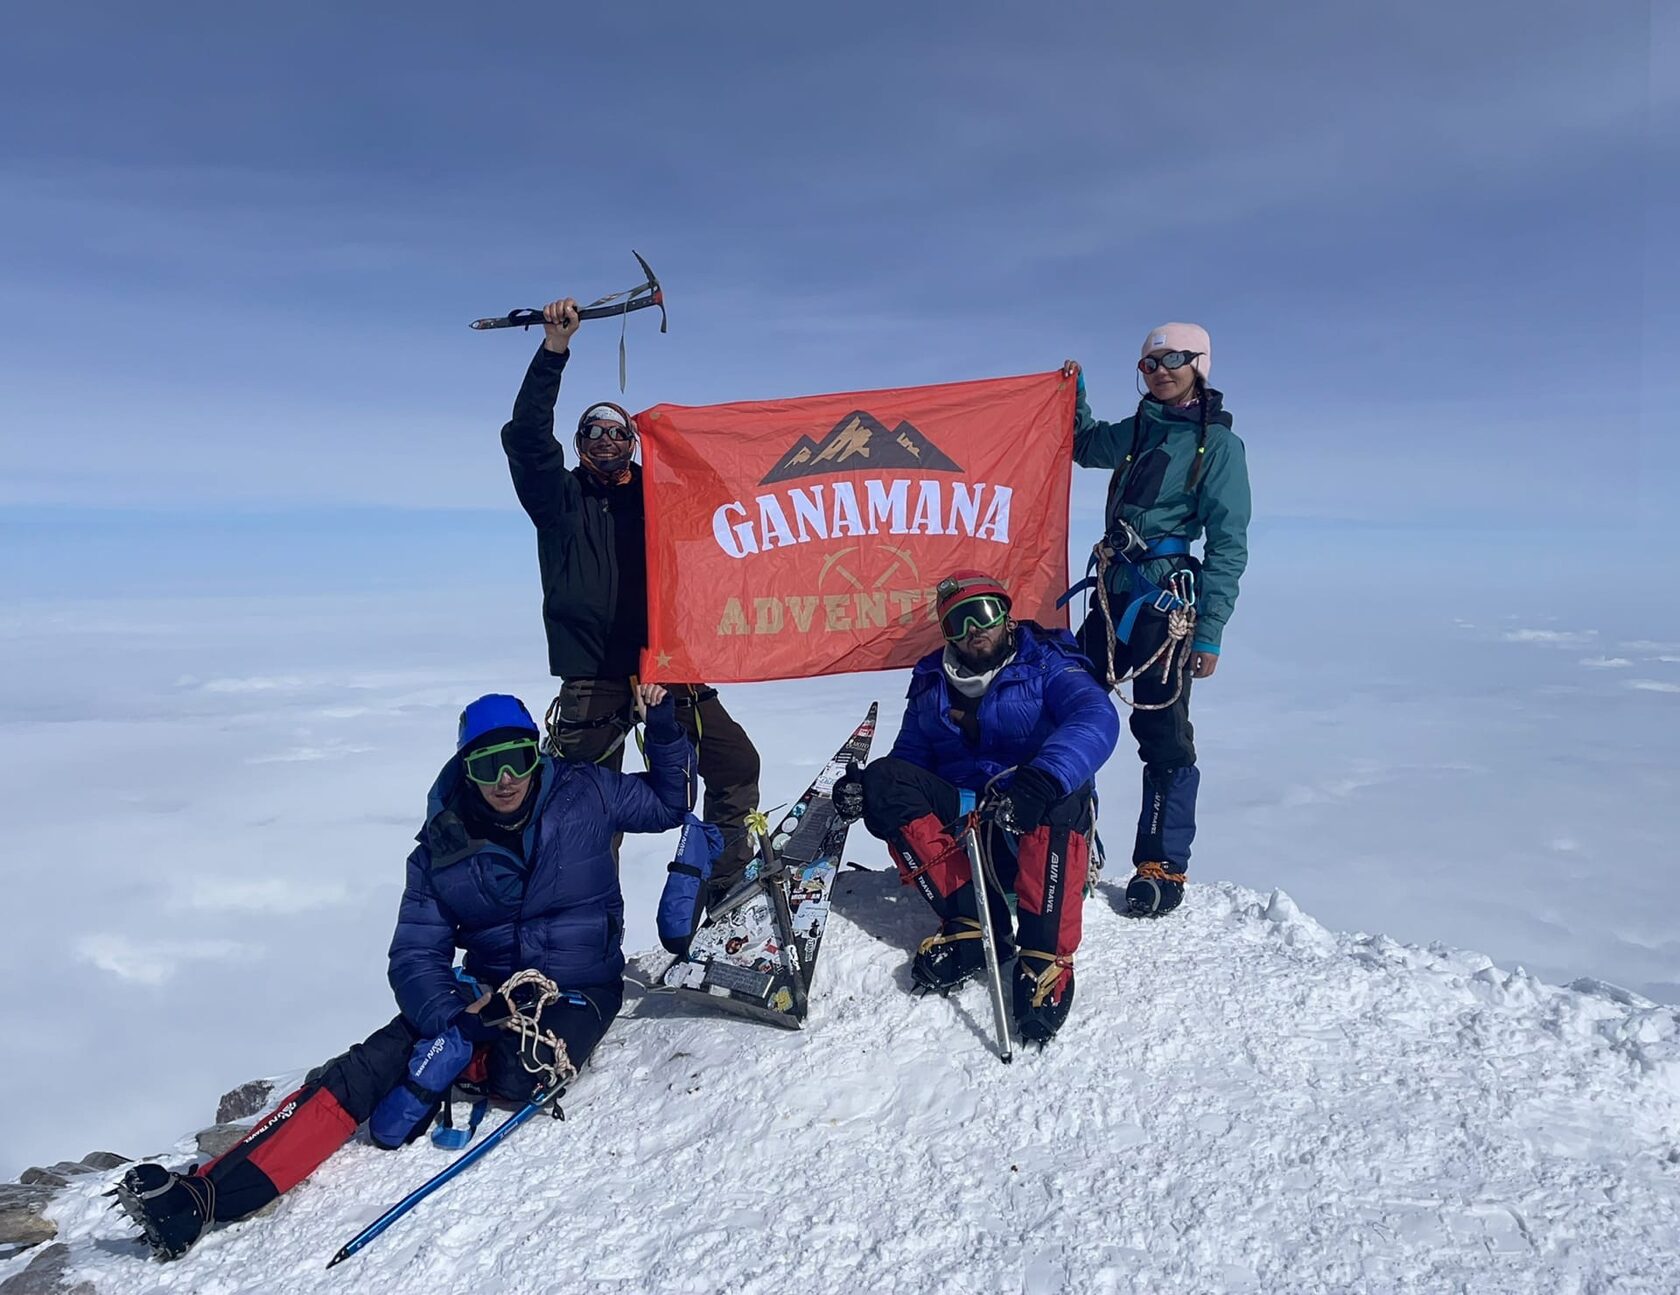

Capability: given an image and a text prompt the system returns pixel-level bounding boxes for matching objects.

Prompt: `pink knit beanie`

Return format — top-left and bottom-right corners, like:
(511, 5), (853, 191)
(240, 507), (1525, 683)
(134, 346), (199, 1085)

(1142, 322), (1211, 381)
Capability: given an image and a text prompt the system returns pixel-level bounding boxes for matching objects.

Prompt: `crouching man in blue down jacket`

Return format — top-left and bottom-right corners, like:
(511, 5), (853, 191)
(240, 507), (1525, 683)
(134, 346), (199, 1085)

(832, 570), (1119, 1048)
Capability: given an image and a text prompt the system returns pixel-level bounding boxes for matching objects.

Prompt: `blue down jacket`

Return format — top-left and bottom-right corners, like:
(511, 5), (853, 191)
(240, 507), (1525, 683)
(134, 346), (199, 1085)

(888, 622), (1119, 797)
(387, 730), (694, 1037)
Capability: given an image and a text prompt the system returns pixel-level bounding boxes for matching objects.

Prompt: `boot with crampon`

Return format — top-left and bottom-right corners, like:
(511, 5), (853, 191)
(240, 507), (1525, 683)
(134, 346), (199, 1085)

(1013, 953), (1075, 1047)
(1126, 860), (1186, 916)
(910, 917), (989, 994)
(112, 1163), (213, 1260)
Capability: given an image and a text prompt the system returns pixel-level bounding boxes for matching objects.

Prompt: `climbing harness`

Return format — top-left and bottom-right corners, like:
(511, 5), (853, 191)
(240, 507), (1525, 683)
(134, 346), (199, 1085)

(1059, 526), (1200, 711)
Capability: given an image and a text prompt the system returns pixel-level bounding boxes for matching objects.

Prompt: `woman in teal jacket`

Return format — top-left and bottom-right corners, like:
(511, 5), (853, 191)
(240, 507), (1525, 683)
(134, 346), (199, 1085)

(1062, 323), (1251, 917)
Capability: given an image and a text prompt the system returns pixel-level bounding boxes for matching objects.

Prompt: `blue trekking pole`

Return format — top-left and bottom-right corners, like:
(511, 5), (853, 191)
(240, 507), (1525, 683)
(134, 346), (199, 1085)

(325, 1081), (566, 1269)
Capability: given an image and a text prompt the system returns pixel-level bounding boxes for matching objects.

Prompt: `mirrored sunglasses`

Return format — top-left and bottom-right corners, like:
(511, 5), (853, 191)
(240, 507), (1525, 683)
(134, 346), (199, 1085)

(581, 423), (633, 442)
(1137, 349), (1202, 375)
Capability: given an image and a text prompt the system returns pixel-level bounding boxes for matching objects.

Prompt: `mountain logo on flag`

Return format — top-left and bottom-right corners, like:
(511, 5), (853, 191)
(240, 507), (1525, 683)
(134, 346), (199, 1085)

(759, 410), (963, 485)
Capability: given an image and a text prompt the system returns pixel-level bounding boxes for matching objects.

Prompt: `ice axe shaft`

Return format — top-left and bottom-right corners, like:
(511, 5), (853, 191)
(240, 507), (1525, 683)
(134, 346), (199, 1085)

(470, 250), (667, 333)
(326, 1080), (567, 1269)
(470, 295), (663, 330)
(958, 795), (1013, 1064)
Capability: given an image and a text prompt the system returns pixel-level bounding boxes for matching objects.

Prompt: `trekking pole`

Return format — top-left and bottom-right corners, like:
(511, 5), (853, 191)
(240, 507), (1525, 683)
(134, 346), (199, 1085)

(957, 790), (1013, 1064)
(325, 1080), (566, 1269)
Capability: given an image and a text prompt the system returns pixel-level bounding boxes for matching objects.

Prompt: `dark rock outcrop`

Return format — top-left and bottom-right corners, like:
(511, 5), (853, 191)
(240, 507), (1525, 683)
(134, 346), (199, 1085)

(0, 1242), (94, 1294)
(215, 1079), (275, 1125)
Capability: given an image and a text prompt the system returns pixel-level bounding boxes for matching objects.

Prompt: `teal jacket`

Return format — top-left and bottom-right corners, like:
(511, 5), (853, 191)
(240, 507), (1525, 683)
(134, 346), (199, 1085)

(1073, 380), (1251, 653)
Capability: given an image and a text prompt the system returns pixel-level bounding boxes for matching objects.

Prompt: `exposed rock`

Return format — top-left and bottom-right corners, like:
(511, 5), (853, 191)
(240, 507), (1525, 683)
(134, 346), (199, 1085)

(0, 1242), (95, 1294)
(215, 1078), (274, 1125)
(76, 1153), (129, 1172)
(0, 1184), (57, 1250)
(12, 1173), (66, 1192)
(23, 1162), (102, 1188)
(196, 1123), (248, 1158)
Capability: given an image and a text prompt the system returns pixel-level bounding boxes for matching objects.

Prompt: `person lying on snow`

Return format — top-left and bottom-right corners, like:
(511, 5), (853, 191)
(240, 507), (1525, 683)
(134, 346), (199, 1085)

(113, 689), (693, 1260)
(832, 571), (1120, 1046)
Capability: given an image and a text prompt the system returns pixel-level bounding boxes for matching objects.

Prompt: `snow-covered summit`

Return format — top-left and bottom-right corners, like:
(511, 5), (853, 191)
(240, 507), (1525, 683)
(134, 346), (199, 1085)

(19, 873), (1680, 1294)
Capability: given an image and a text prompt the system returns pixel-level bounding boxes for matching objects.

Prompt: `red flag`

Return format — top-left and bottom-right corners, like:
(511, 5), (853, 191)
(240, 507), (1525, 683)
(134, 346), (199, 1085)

(637, 370), (1074, 684)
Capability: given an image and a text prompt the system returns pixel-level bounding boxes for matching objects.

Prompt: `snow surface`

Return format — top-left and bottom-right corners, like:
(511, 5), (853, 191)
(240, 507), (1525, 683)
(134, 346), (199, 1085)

(4, 561), (1680, 1186)
(15, 874), (1680, 1293)
(4, 536), (1678, 1290)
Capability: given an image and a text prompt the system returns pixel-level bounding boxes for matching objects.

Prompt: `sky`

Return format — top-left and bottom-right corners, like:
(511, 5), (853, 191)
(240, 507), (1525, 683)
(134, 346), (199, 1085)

(1, 2), (1672, 529)
(0, 2), (1675, 1176)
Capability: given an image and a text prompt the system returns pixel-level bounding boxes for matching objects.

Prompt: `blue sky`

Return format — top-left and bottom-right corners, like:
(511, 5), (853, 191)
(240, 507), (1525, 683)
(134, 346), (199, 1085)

(1, 1), (1671, 570)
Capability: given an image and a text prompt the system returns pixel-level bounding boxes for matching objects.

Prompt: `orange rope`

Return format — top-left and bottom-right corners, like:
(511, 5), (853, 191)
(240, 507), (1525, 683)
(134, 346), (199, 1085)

(894, 812), (978, 887)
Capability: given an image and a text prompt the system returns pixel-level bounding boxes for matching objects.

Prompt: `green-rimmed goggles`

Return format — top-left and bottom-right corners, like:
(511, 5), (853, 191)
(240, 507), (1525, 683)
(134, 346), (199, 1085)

(463, 738), (540, 785)
(941, 595), (1010, 641)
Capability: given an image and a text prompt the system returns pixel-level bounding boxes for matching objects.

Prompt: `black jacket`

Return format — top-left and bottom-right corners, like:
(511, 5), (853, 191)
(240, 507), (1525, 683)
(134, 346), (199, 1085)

(501, 345), (648, 679)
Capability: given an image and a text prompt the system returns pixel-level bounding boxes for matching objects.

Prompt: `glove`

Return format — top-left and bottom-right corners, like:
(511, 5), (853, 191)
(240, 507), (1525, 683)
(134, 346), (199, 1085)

(451, 1005), (502, 1044)
(832, 761), (866, 823)
(643, 694), (681, 744)
(451, 985), (516, 1043)
(990, 766), (1062, 834)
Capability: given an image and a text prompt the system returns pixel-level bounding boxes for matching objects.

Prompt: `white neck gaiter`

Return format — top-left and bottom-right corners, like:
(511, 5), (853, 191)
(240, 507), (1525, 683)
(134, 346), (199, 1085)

(943, 645), (1016, 698)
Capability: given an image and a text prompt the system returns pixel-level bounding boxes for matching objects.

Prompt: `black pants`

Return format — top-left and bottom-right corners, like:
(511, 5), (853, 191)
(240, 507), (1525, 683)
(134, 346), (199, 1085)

(199, 982), (622, 1223)
(548, 677), (761, 898)
(1078, 601), (1202, 871)
(1077, 602), (1196, 768)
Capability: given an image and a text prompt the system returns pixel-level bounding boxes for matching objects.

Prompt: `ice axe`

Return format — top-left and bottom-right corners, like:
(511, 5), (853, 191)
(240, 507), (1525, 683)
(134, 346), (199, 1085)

(959, 790), (1014, 1064)
(471, 250), (667, 390)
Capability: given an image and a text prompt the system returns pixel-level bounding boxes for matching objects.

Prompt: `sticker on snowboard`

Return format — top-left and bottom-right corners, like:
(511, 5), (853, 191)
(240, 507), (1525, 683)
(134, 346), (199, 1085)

(655, 703), (877, 1027)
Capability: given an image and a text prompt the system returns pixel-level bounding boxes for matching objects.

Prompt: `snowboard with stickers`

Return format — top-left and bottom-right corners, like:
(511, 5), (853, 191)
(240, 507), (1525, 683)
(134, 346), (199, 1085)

(655, 704), (878, 1027)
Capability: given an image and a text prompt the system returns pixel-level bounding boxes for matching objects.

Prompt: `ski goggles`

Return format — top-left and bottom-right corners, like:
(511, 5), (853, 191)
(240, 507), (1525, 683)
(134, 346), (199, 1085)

(1137, 350), (1202, 375)
(462, 738), (541, 785)
(580, 422), (633, 442)
(940, 595), (1010, 641)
